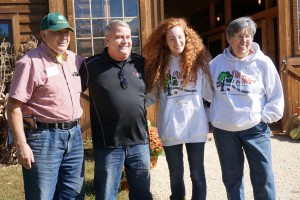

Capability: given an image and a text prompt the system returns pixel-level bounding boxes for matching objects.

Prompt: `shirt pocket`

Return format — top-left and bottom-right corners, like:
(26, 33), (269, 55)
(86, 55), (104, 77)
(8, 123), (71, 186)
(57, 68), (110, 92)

(72, 76), (82, 93)
(163, 107), (203, 141)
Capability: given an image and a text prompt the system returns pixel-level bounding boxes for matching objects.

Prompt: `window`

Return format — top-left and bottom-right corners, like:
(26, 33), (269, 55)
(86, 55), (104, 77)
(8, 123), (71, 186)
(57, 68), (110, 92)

(0, 23), (10, 43)
(0, 13), (20, 52)
(74, 0), (140, 57)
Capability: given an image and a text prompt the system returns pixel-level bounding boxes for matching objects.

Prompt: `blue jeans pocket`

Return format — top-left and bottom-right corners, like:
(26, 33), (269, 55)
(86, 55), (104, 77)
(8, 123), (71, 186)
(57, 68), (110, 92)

(255, 121), (269, 135)
(25, 130), (45, 141)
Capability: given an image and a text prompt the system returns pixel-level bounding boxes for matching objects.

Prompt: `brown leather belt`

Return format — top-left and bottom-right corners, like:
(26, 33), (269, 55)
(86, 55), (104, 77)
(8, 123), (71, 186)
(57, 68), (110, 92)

(36, 119), (79, 130)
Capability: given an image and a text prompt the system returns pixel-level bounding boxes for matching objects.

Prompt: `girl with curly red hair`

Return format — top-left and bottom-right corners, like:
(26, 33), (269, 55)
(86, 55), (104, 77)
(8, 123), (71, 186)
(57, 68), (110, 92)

(143, 18), (212, 200)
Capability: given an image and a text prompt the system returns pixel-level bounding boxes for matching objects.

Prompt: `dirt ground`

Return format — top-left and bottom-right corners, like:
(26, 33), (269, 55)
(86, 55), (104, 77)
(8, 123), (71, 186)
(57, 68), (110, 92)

(150, 133), (300, 200)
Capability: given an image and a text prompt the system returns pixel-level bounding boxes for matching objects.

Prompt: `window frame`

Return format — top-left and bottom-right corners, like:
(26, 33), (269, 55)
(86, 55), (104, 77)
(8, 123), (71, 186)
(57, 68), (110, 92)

(72, 0), (141, 57)
(0, 13), (20, 52)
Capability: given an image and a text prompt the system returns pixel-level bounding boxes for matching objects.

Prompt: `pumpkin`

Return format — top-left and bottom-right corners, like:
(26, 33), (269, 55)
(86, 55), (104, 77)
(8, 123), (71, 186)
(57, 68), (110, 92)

(290, 126), (300, 140)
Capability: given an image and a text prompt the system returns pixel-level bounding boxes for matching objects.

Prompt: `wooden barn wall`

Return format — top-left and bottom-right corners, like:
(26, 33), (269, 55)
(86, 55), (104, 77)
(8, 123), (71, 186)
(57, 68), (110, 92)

(286, 65), (300, 116)
(0, 0), (49, 44)
(285, 57), (300, 125)
(80, 92), (91, 141)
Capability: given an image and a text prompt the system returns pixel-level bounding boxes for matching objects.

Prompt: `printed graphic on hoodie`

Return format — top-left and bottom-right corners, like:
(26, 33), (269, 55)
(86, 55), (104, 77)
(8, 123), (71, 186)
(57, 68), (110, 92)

(164, 70), (197, 97)
(216, 70), (256, 94)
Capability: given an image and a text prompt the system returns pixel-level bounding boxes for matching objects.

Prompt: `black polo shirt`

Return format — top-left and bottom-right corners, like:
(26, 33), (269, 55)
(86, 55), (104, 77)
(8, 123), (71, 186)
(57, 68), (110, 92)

(80, 48), (149, 149)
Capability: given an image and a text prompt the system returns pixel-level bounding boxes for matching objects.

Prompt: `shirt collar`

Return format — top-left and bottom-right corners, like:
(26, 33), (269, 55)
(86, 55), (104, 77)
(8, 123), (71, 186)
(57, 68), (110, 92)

(40, 42), (68, 64)
(103, 47), (133, 64)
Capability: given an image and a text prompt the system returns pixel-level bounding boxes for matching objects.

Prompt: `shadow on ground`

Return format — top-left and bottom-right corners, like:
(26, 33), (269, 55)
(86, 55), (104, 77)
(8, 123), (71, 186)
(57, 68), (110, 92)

(271, 133), (300, 143)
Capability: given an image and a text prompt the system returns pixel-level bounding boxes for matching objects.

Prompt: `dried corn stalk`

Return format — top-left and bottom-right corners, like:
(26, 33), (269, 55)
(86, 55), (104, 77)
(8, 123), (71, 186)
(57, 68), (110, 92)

(0, 36), (38, 165)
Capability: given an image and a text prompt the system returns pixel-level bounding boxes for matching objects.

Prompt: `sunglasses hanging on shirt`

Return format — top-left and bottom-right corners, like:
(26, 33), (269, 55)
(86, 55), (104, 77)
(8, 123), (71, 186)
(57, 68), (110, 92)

(118, 60), (128, 90)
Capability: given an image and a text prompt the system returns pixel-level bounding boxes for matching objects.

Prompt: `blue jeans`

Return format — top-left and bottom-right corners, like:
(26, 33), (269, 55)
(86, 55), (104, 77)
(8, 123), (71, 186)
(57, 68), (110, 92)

(164, 143), (206, 200)
(23, 126), (85, 200)
(213, 122), (276, 200)
(93, 144), (153, 200)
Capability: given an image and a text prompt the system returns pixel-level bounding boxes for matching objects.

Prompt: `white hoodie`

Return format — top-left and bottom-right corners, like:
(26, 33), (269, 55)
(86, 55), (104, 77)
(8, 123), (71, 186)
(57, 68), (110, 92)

(146, 55), (213, 146)
(209, 42), (284, 131)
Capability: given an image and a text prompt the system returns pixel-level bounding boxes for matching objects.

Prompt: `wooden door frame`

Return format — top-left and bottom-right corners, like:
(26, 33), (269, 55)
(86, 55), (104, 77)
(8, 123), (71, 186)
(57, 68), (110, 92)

(278, 0), (294, 132)
(140, 0), (164, 127)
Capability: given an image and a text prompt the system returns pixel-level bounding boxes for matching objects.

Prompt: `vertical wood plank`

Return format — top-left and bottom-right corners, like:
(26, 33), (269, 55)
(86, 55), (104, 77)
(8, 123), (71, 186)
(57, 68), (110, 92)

(66, 0), (76, 52)
(224, 0), (231, 24)
(48, 0), (66, 14)
(209, 0), (215, 29)
(265, 17), (275, 62)
(140, 0), (152, 47)
(260, 19), (267, 54)
(139, 0), (160, 127)
(153, 0), (158, 27)
(277, 0), (292, 131)
(265, 0), (272, 9)
(160, 0), (164, 20)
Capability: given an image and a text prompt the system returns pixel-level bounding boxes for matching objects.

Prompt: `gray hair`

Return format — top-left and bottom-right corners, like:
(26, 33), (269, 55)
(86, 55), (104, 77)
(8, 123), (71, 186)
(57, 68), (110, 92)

(226, 17), (256, 38)
(104, 20), (131, 36)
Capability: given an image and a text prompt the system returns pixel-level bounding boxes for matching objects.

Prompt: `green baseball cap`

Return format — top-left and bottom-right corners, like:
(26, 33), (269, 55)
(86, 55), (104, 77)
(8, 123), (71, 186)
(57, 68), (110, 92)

(40, 12), (74, 32)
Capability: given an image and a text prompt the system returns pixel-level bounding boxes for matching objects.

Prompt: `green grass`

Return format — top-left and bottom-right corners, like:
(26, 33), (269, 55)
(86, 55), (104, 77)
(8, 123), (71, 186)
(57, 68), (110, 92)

(0, 165), (24, 200)
(0, 149), (129, 200)
(84, 151), (129, 200)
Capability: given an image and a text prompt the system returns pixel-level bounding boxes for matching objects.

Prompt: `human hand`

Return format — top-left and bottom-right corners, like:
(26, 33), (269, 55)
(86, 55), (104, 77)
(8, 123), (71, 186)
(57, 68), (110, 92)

(16, 143), (35, 169)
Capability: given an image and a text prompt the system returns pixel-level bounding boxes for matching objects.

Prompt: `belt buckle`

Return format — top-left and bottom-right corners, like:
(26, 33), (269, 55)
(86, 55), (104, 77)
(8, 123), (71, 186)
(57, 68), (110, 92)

(61, 122), (66, 129)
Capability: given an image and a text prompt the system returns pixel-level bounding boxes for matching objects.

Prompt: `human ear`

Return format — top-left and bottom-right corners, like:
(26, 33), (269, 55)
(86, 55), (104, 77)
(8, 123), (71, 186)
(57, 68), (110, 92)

(40, 30), (47, 42)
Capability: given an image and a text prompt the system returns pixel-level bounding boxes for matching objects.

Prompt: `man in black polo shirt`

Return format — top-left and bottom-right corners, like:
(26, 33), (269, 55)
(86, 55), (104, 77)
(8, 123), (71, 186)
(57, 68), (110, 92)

(80, 20), (152, 200)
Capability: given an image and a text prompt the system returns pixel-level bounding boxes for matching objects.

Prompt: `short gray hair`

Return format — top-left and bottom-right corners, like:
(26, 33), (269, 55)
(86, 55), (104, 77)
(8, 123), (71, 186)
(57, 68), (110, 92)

(226, 17), (256, 38)
(105, 20), (131, 36)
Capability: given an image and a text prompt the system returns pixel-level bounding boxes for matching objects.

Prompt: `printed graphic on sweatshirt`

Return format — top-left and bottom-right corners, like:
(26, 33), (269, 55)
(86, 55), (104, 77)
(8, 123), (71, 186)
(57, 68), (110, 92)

(163, 70), (197, 97)
(216, 70), (256, 94)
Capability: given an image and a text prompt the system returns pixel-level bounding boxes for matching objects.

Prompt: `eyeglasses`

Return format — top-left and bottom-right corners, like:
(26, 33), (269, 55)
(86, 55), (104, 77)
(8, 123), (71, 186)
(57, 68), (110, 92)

(118, 69), (128, 90)
(232, 34), (252, 41)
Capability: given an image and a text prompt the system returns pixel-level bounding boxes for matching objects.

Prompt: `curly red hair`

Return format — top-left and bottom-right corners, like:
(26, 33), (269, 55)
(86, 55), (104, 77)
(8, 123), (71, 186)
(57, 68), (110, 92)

(143, 18), (211, 92)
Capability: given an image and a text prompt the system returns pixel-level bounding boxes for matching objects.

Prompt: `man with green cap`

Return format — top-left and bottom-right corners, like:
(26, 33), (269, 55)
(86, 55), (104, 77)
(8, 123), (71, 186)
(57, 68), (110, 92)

(7, 12), (85, 200)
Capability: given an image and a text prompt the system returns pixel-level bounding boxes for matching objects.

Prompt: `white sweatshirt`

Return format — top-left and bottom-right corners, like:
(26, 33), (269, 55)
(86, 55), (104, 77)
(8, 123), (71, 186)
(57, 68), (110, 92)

(146, 55), (213, 146)
(209, 42), (284, 131)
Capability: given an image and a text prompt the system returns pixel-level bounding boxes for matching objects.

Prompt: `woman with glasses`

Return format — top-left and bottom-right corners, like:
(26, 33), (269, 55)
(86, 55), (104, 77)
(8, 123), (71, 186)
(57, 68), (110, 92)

(143, 18), (212, 200)
(209, 16), (284, 199)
